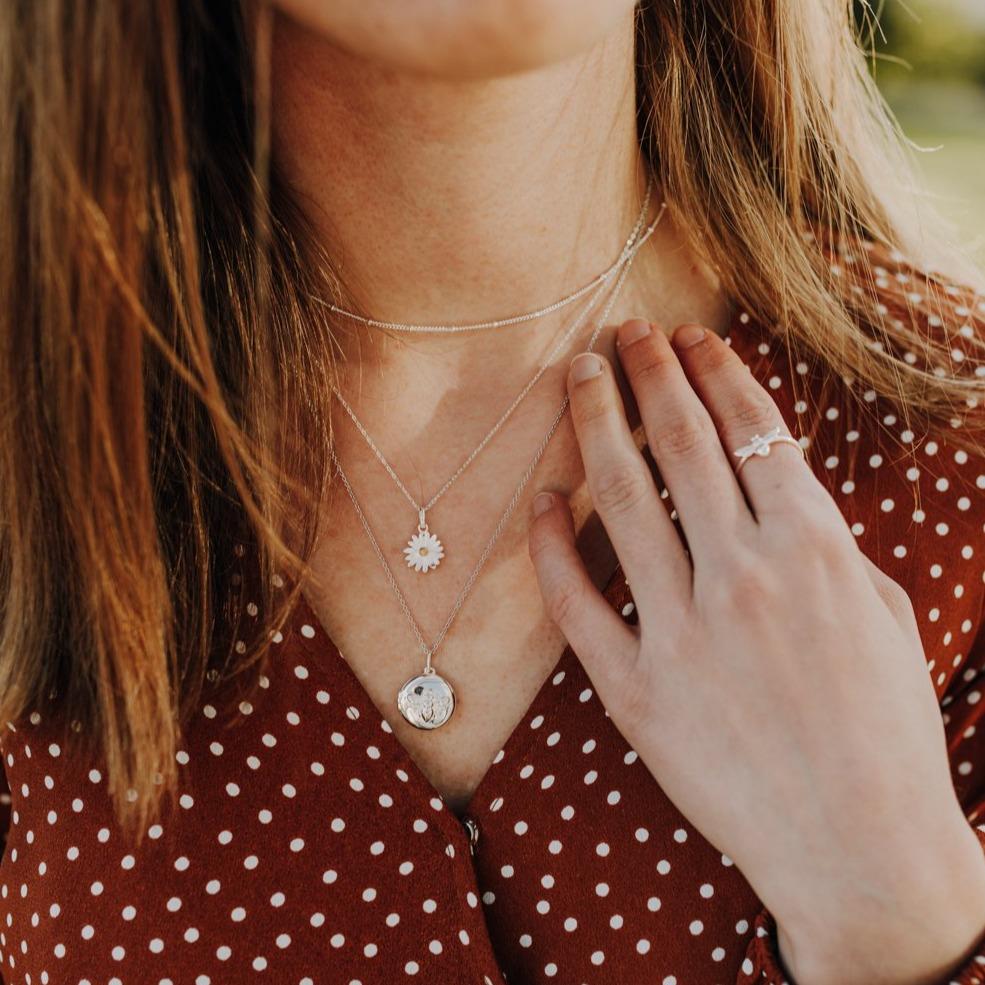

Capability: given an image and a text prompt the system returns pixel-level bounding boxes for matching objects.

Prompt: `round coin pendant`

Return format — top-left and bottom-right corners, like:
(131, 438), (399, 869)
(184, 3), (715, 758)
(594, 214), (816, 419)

(397, 671), (456, 730)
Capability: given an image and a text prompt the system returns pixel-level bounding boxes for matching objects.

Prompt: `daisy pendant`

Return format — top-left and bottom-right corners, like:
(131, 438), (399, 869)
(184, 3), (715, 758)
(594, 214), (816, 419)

(404, 528), (444, 573)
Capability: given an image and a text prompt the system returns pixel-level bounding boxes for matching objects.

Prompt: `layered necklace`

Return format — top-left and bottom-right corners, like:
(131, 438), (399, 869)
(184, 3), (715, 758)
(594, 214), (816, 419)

(330, 181), (666, 729)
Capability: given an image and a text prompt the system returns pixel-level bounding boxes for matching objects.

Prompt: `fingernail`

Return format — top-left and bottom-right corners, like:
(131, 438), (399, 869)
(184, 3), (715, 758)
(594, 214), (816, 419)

(616, 319), (651, 348)
(533, 491), (554, 517)
(672, 324), (706, 349)
(570, 353), (603, 383)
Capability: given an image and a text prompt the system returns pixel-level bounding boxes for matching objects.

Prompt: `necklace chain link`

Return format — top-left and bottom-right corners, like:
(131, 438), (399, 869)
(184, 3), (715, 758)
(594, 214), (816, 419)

(330, 192), (667, 673)
(319, 209), (651, 335)
(332, 180), (657, 520)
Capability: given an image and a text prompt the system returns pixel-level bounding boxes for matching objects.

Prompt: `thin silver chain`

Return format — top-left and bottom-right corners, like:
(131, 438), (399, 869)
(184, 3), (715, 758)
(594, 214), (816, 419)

(318, 184), (654, 335)
(333, 182), (659, 521)
(330, 196), (665, 672)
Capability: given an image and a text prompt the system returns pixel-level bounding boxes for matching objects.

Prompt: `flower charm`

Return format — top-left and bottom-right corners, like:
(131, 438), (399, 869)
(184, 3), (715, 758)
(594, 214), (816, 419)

(403, 527), (444, 573)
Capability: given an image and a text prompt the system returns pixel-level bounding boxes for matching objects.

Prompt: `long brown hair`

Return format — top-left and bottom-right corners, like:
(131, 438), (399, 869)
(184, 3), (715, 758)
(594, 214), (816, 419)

(1, 0), (983, 829)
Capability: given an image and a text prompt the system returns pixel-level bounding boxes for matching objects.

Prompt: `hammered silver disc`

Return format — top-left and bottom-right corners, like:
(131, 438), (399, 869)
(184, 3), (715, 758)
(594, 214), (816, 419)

(397, 671), (456, 730)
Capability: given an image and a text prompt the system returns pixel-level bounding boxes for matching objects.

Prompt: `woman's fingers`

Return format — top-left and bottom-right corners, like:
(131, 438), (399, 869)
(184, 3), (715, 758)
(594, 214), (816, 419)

(566, 351), (693, 602)
(667, 322), (841, 524)
(528, 491), (638, 686)
(613, 320), (755, 563)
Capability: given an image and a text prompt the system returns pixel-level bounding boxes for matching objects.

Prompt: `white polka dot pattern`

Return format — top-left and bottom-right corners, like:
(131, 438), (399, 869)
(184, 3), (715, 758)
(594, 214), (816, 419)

(0, 245), (984, 984)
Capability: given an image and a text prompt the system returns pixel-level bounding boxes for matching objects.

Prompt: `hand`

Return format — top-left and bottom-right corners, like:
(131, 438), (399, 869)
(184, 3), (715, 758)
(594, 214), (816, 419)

(527, 318), (985, 985)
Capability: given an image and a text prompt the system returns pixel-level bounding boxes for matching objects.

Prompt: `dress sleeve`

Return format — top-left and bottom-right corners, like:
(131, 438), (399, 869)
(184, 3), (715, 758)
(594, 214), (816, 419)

(737, 616), (985, 984)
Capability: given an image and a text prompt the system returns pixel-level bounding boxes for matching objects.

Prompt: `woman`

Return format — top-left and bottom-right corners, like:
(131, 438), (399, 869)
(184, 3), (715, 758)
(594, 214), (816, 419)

(1, 0), (985, 982)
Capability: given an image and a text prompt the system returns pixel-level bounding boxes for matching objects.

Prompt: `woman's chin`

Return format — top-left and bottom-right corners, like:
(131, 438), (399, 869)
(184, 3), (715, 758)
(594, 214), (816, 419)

(269, 0), (636, 79)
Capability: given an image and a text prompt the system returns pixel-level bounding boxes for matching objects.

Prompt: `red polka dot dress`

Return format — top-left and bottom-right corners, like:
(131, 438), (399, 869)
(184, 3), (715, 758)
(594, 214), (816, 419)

(2, 247), (985, 984)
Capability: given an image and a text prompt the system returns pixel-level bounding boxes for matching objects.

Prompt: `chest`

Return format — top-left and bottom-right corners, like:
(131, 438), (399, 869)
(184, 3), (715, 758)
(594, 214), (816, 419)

(301, 471), (618, 815)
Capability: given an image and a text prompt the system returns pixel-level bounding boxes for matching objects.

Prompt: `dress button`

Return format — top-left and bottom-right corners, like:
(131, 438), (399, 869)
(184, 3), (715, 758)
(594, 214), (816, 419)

(463, 817), (480, 855)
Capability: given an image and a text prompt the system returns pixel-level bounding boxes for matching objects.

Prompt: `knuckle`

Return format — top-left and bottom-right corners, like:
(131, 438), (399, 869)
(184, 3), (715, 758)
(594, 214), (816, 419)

(761, 511), (846, 570)
(545, 575), (585, 629)
(570, 389), (611, 428)
(591, 462), (652, 517)
(651, 410), (716, 462)
(791, 508), (854, 558)
(876, 570), (914, 613)
(728, 394), (779, 435)
(713, 552), (777, 610)
(691, 335), (734, 371)
(628, 346), (677, 384)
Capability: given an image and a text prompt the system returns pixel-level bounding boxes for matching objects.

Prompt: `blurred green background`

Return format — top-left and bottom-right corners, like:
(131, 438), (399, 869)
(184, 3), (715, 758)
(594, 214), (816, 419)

(858, 0), (985, 259)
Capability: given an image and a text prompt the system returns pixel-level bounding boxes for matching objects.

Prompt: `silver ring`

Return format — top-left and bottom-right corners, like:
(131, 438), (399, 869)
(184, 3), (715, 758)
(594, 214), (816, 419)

(732, 425), (805, 474)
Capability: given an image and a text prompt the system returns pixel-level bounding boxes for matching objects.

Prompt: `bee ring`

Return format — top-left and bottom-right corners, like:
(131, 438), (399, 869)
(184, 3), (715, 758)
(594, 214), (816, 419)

(732, 425), (806, 474)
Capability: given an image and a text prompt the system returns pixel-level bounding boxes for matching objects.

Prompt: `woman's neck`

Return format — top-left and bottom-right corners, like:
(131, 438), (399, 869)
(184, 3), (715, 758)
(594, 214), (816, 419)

(268, 8), (730, 478)
(270, 8), (658, 328)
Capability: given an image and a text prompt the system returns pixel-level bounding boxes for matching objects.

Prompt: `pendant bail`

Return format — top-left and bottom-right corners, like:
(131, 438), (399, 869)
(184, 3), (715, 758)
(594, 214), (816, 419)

(418, 508), (427, 532)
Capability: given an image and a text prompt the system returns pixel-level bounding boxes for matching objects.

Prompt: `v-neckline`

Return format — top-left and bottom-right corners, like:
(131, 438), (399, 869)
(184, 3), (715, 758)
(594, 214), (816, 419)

(285, 305), (761, 823)
(290, 554), (631, 823)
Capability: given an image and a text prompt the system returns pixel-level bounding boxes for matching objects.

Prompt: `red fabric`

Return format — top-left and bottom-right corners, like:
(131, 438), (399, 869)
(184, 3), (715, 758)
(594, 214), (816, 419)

(2, 248), (985, 984)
